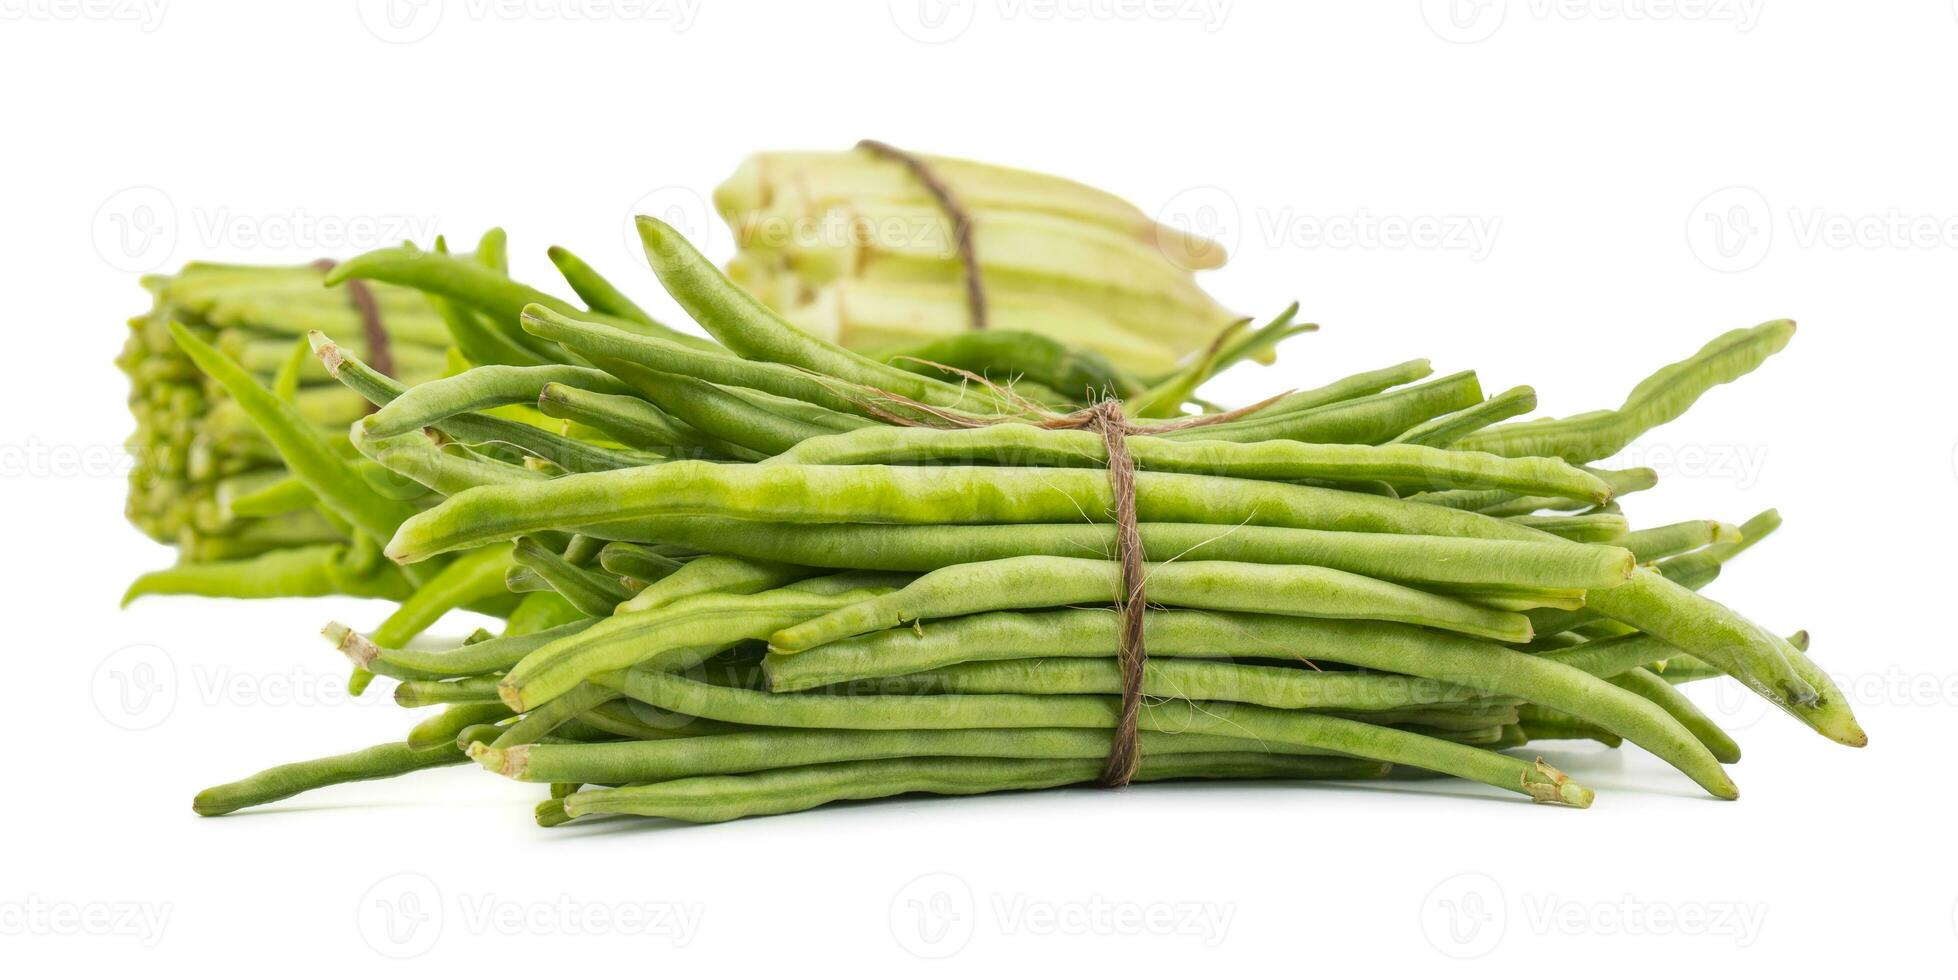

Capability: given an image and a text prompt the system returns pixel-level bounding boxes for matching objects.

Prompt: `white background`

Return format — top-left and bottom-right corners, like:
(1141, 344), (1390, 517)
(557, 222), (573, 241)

(1, 0), (1951, 972)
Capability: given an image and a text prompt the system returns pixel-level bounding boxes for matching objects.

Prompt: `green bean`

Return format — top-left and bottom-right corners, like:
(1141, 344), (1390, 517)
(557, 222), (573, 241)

(1608, 667), (1741, 764)
(522, 305), (924, 424)
(771, 424), (1612, 502)
(601, 361), (841, 455)
(490, 682), (617, 749)
(1168, 371), (1483, 445)
(368, 544), (517, 648)
(596, 542), (688, 583)
(612, 518), (1632, 591)
(561, 754), (1393, 824)
(122, 544), (407, 605)
(328, 244), (719, 355)
(593, 670), (1595, 806)
(770, 556), (1535, 651)
(220, 474), (316, 518)
(760, 607), (1733, 796)
(535, 383), (754, 459)
(1576, 569), (1850, 743)
(193, 740), (465, 816)
(503, 590), (588, 637)
(315, 333), (665, 474)
(1389, 385), (1537, 448)
(546, 245), (659, 327)
(336, 618), (596, 679)
(1510, 512), (1630, 542)
(883, 330), (1144, 404)
(1417, 467), (1659, 515)
(850, 657), (1503, 712)
(169, 323), (428, 569)
(636, 216), (1023, 417)
(1458, 320), (1795, 462)
(351, 428), (546, 496)
(363, 365), (632, 438)
(503, 576), (905, 711)
(1515, 706), (1622, 747)
(1621, 520), (1739, 563)
(1126, 306), (1305, 416)
(408, 703), (517, 751)
(478, 727), (1345, 784)
(440, 249), (552, 365)
(395, 675), (505, 708)
(384, 461), (1547, 563)
(512, 536), (632, 617)
(1234, 359), (1434, 420)
(615, 554), (814, 614)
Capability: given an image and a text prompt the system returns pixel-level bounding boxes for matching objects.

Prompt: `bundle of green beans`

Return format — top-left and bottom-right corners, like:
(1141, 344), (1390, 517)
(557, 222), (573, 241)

(123, 153), (1293, 603)
(717, 147), (1295, 382)
(187, 215), (1862, 825)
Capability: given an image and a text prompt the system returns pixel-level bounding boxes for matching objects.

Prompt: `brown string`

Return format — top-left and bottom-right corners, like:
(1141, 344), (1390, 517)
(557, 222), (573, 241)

(1082, 401), (1148, 786)
(866, 388), (1280, 787)
(312, 258), (395, 379)
(856, 139), (988, 331)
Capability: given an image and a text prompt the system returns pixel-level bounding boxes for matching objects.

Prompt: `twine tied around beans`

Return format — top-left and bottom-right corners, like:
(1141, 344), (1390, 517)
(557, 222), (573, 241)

(856, 139), (988, 332)
(859, 378), (1288, 786)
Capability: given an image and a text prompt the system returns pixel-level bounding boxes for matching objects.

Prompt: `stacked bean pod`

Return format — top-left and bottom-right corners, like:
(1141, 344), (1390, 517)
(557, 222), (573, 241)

(717, 147), (1273, 379)
(118, 261), (449, 565)
(188, 216), (1862, 824)
(123, 153), (1287, 603)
